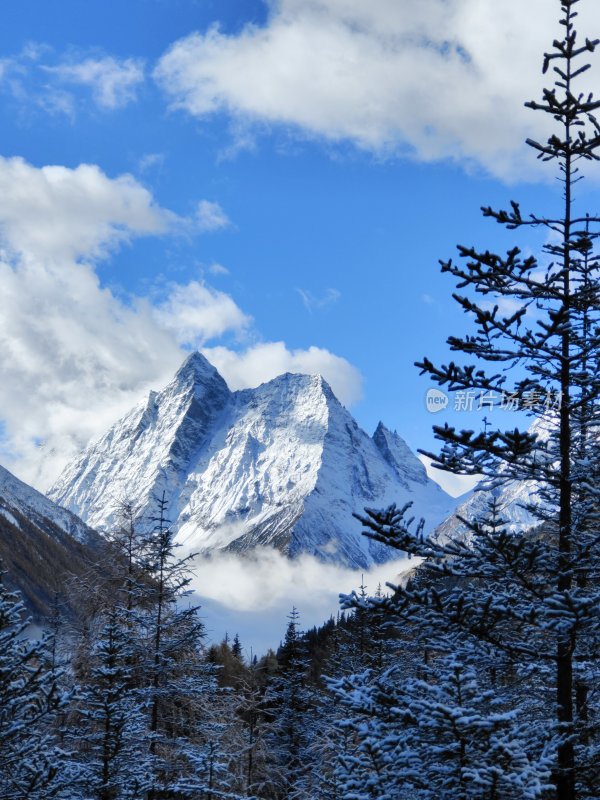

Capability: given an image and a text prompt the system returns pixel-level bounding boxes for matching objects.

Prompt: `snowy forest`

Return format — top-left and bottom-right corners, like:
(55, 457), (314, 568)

(2, 1), (600, 799)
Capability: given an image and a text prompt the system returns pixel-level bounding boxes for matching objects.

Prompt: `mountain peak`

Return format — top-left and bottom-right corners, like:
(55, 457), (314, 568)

(50, 358), (455, 567)
(169, 351), (231, 408)
(373, 420), (390, 438)
(372, 422), (428, 486)
(174, 351), (224, 386)
(267, 371), (333, 395)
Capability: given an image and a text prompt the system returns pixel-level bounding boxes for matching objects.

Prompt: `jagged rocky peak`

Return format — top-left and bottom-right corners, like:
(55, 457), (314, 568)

(372, 422), (428, 487)
(259, 370), (333, 398)
(49, 354), (456, 568)
(161, 350), (231, 420)
(173, 350), (229, 394)
(247, 371), (334, 420)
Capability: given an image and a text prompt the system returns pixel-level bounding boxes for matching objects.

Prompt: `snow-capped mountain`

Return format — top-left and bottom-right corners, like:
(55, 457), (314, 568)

(0, 463), (104, 619)
(49, 352), (455, 568)
(0, 463), (96, 544)
(432, 418), (553, 544)
(432, 478), (543, 545)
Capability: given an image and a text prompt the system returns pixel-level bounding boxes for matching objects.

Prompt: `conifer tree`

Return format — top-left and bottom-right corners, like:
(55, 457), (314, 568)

(0, 575), (64, 799)
(107, 498), (148, 613)
(264, 608), (315, 799)
(340, 2), (600, 799)
(139, 492), (232, 799)
(64, 608), (153, 800)
(231, 633), (243, 661)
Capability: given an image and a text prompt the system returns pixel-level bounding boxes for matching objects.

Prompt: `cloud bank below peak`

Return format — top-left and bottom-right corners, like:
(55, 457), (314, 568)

(154, 0), (600, 180)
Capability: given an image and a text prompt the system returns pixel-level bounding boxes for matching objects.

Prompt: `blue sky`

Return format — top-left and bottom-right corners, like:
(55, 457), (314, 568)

(1, 0), (599, 494)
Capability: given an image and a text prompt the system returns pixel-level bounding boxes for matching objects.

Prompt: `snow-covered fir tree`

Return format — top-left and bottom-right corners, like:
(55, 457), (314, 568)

(336, 2), (600, 799)
(63, 608), (153, 800)
(263, 608), (316, 799)
(331, 650), (553, 800)
(137, 492), (235, 799)
(0, 574), (65, 799)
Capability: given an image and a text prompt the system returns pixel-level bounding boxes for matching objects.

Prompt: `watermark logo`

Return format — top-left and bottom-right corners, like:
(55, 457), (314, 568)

(426, 388), (449, 413)
(424, 388), (563, 413)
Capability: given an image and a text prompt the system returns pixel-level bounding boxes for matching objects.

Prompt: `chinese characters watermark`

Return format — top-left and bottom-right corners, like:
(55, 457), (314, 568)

(425, 388), (562, 414)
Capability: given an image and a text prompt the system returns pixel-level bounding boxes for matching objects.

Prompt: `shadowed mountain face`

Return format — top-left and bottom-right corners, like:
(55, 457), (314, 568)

(50, 352), (455, 569)
(0, 464), (106, 621)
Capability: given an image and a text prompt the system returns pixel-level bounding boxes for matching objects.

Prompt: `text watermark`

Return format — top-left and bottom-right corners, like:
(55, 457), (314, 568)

(426, 388), (562, 414)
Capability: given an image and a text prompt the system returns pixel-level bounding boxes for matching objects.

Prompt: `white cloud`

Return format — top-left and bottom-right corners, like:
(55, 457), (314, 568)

(154, 0), (600, 179)
(0, 48), (145, 117)
(154, 280), (251, 346)
(0, 255), (183, 490)
(191, 548), (416, 654)
(46, 56), (145, 109)
(0, 157), (170, 263)
(0, 157), (363, 489)
(203, 341), (363, 406)
(196, 199), (230, 232)
(0, 159), (232, 487)
(297, 287), (340, 312)
(0, 158), (185, 487)
(191, 547), (412, 611)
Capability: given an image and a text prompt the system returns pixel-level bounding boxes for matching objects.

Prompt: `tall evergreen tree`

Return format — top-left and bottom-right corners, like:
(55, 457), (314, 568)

(0, 575), (64, 799)
(264, 608), (315, 799)
(139, 492), (232, 799)
(338, 2), (600, 799)
(64, 608), (153, 800)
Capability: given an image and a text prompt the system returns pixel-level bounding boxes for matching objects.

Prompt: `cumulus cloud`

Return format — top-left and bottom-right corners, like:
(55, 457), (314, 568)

(0, 158), (184, 487)
(0, 157), (363, 489)
(0, 257), (183, 489)
(0, 157), (170, 263)
(154, 280), (251, 346)
(46, 56), (145, 109)
(203, 341), (363, 406)
(154, 0), (600, 179)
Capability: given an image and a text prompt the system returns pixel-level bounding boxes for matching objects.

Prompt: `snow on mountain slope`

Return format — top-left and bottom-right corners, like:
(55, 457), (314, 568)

(432, 477), (543, 545)
(432, 417), (552, 544)
(49, 352), (456, 568)
(0, 463), (105, 618)
(0, 463), (97, 545)
(50, 352), (231, 531)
